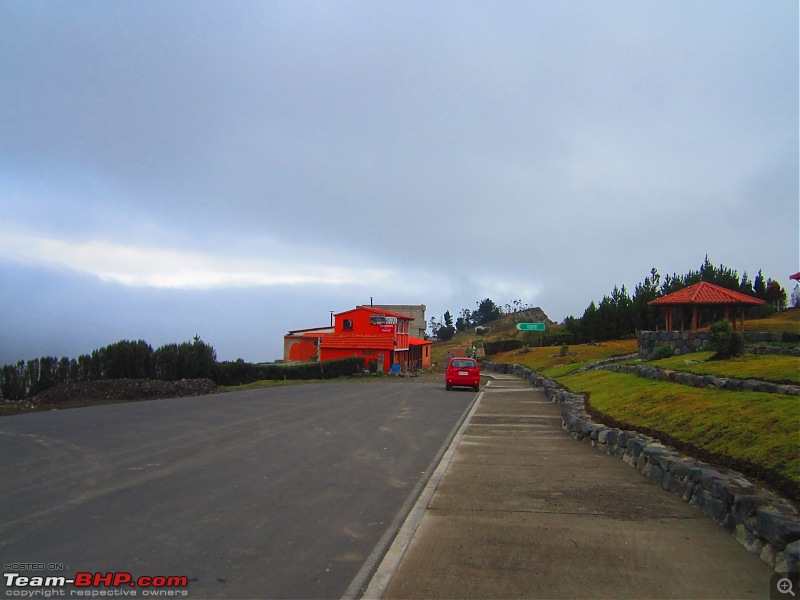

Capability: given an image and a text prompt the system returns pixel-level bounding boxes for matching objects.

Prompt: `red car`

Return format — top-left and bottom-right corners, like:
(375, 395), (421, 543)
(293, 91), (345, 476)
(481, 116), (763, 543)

(445, 357), (481, 391)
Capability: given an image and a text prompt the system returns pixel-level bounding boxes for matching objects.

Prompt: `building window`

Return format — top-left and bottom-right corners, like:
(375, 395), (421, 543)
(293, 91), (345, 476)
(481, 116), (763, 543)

(425, 346), (429, 357)
(343, 319), (353, 330)
(363, 349), (375, 355)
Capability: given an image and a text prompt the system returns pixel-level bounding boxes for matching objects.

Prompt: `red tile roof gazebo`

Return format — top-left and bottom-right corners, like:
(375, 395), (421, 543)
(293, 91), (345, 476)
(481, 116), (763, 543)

(648, 281), (765, 331)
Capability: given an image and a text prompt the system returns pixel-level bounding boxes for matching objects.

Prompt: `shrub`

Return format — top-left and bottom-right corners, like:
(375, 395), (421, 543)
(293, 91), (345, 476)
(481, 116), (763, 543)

(726, 332), (745, 358)
(217, 356), (365, 385)
(651, 344), (674, 360)
(707, 320), (745, 360)
(483, 339), (526, 355)
(527, 331), (574, 346)
(437, 325), (456, 341)
(560, 344), (570, 357)
(708, 320), (730, 352)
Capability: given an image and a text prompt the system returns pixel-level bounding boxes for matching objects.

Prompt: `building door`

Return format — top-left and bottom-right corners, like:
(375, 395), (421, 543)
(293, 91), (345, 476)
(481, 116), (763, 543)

(377, 352), (385, 372)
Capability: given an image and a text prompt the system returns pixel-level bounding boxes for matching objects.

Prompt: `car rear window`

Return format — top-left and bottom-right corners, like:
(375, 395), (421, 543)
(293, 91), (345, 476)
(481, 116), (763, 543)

(451, 359), (476, 368)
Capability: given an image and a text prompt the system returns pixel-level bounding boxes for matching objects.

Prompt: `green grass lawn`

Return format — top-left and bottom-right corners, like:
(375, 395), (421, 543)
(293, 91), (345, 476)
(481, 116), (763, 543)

(560, 369), (800, 487)
(642, 351), (800, 384)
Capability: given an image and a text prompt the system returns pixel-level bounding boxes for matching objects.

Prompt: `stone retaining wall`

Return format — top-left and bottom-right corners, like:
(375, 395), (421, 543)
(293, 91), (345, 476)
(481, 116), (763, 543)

(638, 330), (800, 358)
(638, 331), (710, 358)
(604, 364), (800, 396)
(746, 331), (800, 344)
(750, 346), (800, 357)
(483, 360), (800, 573)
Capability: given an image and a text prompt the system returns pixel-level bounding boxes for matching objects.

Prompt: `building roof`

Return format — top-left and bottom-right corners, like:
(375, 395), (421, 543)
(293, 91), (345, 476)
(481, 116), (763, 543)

(336, 305), (414, 320)
(301, 331), (331, 339)
(285, 326), (333, 335)
(648, 281), (765, 306)
(791, 272), (800, 281)
(319, 334), (396, 350)
(408, 336), (432, 345)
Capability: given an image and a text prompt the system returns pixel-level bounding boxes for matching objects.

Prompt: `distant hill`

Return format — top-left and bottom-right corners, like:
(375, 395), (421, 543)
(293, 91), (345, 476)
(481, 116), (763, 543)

(431, 307), (556, 362)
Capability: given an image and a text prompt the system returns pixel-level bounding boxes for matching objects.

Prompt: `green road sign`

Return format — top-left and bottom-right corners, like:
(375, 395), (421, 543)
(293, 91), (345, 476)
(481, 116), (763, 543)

(516, 322), (546, 331)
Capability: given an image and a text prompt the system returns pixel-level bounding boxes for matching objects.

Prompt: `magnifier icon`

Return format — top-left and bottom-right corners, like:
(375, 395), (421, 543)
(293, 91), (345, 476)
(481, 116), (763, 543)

(778, 578), (796, 597)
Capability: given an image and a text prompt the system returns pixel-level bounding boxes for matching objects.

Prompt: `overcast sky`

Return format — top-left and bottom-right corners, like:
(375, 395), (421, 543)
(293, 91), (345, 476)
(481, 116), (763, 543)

(1, 0), (798, 365)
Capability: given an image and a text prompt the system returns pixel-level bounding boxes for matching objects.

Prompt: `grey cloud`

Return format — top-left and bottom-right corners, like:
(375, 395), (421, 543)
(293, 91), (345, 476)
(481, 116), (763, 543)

(0, 0), (797, 362)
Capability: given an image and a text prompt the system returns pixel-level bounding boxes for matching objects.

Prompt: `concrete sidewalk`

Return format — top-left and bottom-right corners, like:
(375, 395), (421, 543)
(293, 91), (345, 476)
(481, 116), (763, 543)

(366, 375), (774, 599)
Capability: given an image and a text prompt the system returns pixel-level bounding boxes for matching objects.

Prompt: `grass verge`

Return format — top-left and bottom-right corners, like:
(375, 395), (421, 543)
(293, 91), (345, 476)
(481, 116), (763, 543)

(560, 369), (800, 499)
(643, 352), (800, 385)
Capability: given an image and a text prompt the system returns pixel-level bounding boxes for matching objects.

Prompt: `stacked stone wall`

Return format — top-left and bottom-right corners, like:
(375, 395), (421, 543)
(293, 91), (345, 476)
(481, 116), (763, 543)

(482, 360), (800, 573)
(638, 331), (709, 358)
(749, 346), (800, 357)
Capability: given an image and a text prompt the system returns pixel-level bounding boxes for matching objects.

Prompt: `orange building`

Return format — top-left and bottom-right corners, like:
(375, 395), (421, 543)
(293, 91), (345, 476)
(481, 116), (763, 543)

(283, 305), (431, 372)
(283, 325), (334, 363)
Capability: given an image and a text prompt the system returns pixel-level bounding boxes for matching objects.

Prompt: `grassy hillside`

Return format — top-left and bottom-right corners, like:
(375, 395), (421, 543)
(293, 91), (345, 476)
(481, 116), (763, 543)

(492, 340), (638, 377)
(745, 306), (800, 333)
(561, 369), (800, 491)
(457, 307), (800, 498)
(430, 309), (563, 365)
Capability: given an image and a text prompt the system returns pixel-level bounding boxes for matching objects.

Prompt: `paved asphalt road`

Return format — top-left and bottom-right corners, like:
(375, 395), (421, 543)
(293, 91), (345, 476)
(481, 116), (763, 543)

(0, 378), (475, 599)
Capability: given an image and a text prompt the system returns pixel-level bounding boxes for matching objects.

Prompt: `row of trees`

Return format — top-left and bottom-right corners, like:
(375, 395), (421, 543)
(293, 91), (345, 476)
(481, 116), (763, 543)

(1, 337), (372, 402)
(425, 258), (792, 347)
(1, 337), (217, 401)
(564, 257), (790, 344)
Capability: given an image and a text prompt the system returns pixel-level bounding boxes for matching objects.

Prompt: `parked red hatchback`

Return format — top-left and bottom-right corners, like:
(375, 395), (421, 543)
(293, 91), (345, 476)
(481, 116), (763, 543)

(445, 357), (481, 391)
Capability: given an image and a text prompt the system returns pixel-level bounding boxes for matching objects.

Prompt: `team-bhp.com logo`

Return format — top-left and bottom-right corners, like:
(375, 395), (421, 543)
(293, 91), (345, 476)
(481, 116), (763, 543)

(4, 569), (189, 597)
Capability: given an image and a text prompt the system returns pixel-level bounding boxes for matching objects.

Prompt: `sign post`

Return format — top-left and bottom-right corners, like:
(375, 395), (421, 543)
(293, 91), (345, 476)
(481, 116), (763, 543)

(515, 323), (546, 331)
(516, 322), (546, 347)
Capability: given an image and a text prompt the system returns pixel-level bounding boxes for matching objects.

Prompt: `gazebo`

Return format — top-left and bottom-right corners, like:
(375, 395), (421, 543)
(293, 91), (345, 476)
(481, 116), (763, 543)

(648, 281), (765, 331)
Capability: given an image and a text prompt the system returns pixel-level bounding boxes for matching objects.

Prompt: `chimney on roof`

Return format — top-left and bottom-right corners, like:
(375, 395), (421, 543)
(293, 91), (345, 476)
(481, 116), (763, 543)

(370, 296), (373, 306)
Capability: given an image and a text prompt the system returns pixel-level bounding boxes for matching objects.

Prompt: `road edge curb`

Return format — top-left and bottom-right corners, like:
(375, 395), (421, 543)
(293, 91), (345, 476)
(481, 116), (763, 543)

(356, 386), (486, 599)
